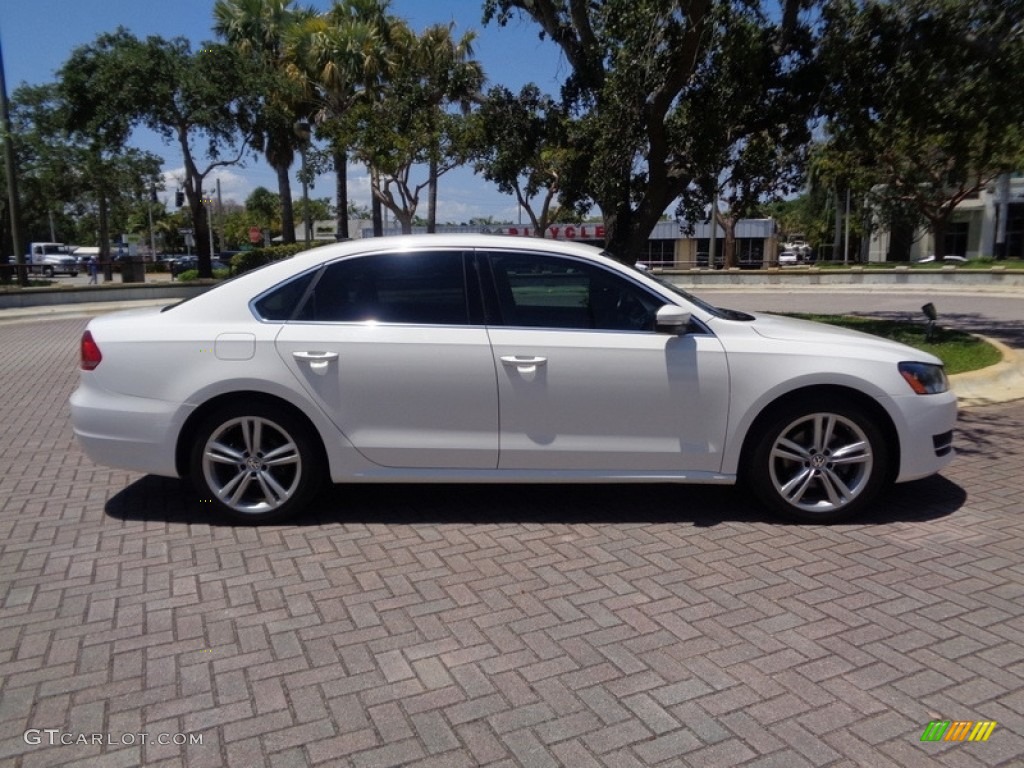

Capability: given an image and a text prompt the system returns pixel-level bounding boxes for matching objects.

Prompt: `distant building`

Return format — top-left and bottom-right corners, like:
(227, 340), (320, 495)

(364, 218), (778, 269)
(868, 172), (1024, 261)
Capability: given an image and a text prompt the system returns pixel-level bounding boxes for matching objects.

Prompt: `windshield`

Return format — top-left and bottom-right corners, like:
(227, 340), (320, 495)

(618, 260), (755, 322)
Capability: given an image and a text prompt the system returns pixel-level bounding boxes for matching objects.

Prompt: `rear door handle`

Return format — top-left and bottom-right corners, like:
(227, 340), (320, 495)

(293, 350), (338, 373)
(500, 355), (547, 373)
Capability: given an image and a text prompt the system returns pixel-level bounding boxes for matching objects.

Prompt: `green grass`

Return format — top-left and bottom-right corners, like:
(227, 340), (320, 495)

(174, 268), (231, 282)
(813, 257), (1023, 270)
(787, 314), (1003, 375)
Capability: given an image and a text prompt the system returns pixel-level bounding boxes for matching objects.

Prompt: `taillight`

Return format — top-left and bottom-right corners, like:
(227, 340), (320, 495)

(81, 331), (102, 370)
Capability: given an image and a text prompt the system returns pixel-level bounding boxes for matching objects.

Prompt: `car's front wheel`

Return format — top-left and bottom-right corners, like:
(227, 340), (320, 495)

(748, 400), (889, 523)
(189, 403), (323, 523)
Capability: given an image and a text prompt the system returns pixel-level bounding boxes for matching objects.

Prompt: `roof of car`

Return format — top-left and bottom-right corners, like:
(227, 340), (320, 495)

(288, 233), (611, 267)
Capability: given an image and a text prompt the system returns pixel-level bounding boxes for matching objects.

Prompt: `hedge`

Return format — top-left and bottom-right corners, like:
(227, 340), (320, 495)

(231, 242), (335, 275)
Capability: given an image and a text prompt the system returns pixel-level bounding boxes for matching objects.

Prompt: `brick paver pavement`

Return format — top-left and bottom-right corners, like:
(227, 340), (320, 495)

(1, 316), (1022, 767)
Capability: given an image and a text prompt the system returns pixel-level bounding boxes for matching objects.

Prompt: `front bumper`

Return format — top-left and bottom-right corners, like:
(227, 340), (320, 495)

(891, 389), (958, 483)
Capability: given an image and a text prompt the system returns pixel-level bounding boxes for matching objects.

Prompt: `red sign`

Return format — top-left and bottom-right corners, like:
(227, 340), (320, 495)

(248, 227), (262, 244)
(502, 224), (605, 240)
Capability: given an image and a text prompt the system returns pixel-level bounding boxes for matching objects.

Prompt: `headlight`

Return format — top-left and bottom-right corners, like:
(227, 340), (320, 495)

(898, 361), (949, 395)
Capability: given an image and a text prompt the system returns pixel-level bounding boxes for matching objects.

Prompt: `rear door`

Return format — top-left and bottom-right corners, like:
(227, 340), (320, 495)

(274, 249), (499, 469)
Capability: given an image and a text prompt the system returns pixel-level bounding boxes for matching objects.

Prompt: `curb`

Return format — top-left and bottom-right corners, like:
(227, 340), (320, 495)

(950, 336), (1024, 408)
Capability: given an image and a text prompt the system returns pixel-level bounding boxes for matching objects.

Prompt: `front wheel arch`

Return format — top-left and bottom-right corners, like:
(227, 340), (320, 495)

(739, 387), (900, 522)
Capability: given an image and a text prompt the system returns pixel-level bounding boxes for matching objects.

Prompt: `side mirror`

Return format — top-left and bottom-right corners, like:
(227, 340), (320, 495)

(655, 304), (691, 334)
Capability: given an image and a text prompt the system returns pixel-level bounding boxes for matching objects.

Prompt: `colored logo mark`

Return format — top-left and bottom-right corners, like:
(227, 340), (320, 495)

(921, 720), (997, 742)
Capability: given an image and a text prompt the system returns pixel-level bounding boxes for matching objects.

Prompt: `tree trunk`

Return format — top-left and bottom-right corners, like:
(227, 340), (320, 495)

(721, 214), (737, 269)
(930, 210), (952, 261)
(178, 127), (211, 276)
(276, 162), (296, 244)
(371, 167), (383, 237)
(192, 195), (212, 277)
(98, 192), (113, 281)
(427, 157), (438, 234)
(604, 198), (666, 266)
(334, 147), (349, 240)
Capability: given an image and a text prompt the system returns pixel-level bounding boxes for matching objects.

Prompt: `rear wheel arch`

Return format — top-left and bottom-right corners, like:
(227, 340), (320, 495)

(176, 391), (327, 479)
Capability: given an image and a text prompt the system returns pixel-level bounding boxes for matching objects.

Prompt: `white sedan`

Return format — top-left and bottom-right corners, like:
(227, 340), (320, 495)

(70, 235), (957, 524)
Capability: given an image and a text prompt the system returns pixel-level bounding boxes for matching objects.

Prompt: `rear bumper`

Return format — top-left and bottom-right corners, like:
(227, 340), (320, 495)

(70, 378), (188, 478)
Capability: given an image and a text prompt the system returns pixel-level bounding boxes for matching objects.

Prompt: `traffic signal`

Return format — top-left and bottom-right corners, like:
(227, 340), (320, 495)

(175, 190), (185, 207)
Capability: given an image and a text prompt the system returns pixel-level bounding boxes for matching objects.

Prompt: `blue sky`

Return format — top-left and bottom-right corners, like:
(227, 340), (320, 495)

(1, 0), (568, 223)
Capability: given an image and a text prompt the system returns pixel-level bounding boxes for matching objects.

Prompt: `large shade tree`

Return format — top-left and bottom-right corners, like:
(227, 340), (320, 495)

(470, 83), (578, 236)
(819, 0), (1024, 260)
(60, 31), (263, 276)
(9, 83), (163, 269)
(484, 0), (821, 262)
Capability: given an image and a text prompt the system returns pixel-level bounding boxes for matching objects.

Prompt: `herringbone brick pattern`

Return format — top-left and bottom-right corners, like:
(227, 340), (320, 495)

(1, 317), (1022, 766)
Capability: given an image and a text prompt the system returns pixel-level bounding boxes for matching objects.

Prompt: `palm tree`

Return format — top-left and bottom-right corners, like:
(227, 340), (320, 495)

(214, 0), (315, 243)
(344, 20), (484, 234)
(284, 0), (395, 239)
(414, 24), (484, 232)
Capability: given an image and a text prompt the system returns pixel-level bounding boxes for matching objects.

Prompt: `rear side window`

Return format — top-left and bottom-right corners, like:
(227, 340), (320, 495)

(296, 250), (470, 325)
(252, 270), (317, 321)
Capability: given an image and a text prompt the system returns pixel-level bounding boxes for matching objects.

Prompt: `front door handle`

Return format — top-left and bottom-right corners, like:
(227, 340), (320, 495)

(293, 350), (338, 373)
(500, 355), (547, 374)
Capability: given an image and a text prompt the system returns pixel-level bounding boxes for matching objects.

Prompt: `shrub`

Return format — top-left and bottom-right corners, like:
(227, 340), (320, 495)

(231, 250), (271, 275)
(231, 241), (334, 275)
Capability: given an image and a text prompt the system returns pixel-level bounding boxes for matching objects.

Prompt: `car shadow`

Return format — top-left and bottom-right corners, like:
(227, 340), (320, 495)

(105, 474), (965, 528)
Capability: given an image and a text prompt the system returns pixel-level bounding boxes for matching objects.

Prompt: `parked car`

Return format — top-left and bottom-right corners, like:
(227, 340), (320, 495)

(70, 235), (956, 524)
(778, 250), (799, 266)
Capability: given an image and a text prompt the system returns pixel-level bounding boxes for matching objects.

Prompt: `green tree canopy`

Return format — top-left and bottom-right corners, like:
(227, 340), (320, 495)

(470, 84), (579, 236)
(819, 0), (1024, 259)
(484, 0), (821, 262)
(59, 30), (264, 274)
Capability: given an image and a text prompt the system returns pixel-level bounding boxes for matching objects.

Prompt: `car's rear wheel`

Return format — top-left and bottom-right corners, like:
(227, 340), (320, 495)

(748, 400), (889, 523)
(189, 403), (323, 523)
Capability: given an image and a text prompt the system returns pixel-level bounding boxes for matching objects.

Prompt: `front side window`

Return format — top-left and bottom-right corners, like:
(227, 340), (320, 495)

(486, 251), (662, 332)
(296, 250), (470, 325)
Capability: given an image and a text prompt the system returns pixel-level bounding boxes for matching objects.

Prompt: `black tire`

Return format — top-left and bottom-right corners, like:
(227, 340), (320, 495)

(746, 398), (889, 523)
(189, 402), (323, 523)
(43, 266), (54, 277)
(69, 271), (78, 277)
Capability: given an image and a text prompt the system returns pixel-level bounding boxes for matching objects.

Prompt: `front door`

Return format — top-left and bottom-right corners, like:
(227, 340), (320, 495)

(483, 250), (730, 473)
